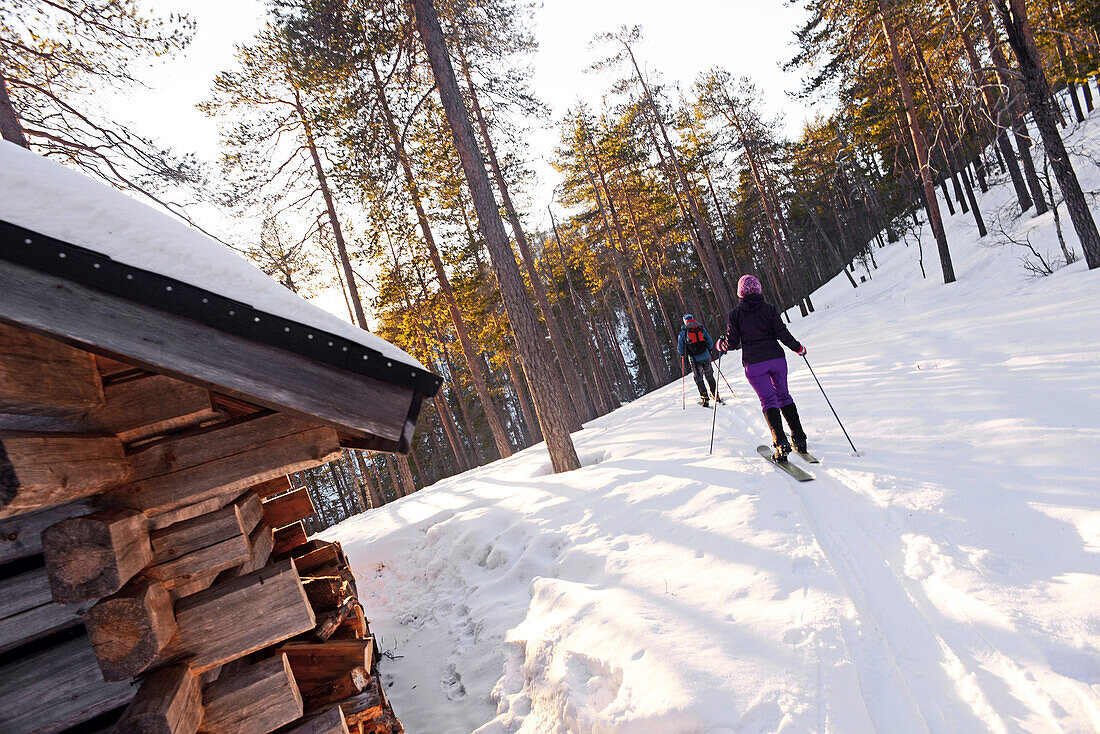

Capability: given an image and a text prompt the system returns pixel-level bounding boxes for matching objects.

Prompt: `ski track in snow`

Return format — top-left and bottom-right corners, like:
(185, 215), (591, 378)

(326, 111), (1100, 732)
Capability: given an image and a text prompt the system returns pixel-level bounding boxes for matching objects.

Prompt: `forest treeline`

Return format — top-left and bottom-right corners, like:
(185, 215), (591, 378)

(2, 0), (1099, 528)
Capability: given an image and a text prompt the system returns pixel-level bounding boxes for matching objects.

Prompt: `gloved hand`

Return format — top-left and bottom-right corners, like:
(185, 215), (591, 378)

(796, 345), (807, 356)
(716, 337), (728, 353)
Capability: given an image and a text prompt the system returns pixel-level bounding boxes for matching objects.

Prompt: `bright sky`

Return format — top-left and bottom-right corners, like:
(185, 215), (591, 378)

(112, 0), (815, 318)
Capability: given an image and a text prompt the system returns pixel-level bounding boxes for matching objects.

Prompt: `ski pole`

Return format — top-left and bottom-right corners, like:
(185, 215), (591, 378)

(681, 357), (686, 410)
(802, 354), (860, 455)
(709, 354), (722, 454)
(716, 363), (737, 400)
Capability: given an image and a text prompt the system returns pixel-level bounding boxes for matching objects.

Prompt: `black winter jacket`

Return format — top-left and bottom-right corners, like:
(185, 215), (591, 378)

(722, 293), (803, 366)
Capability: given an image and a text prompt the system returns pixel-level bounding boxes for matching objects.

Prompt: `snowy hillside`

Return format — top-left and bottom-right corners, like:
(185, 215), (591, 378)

(324, 114), (1100, 733)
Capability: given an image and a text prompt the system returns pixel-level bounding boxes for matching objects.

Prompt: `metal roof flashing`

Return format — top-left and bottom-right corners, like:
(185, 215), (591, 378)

(0, 218), (442, 399)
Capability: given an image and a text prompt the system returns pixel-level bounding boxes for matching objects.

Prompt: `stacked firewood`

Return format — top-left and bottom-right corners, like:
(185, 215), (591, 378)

(0, 332), (403, 734)
(0, 476), (402, 734)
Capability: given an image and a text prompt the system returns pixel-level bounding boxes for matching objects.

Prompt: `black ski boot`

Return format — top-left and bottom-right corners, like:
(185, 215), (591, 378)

(781, 403), (808, 454)
(765, 408), (792, 462)
(699, 396), (710, 408)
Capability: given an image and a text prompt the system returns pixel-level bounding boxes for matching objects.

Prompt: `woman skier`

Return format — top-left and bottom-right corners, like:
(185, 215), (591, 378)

(716, 275), (809, 462)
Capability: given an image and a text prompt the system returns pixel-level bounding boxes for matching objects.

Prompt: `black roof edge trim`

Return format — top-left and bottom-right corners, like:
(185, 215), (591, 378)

(0, 219), (442, 397)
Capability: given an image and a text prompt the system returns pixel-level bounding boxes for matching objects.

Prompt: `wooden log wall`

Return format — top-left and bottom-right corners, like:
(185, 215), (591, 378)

(0, 328), (404, 734)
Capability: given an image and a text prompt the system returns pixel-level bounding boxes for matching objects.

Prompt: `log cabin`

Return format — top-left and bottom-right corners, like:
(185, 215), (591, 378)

(0, 141), (434, 733)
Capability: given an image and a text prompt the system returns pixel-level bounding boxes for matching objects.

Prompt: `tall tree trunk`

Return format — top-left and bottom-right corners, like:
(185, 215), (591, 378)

(548, 208), (618, 414)
(994, 0), (1100, 267)
(880, 3), (957, 283)
(978, 0), (1050, 214)
(292, 87), (367, 329)
(905, 20), (987, 237)
(368, 52), (513, 459)
(459, 55), (592, 425)
(621, 44), (734, 313)
(327, 463), (351, 518)
(439, 343), (486, 465)
(413, 0), (580, 472)
(339, 452), (366, 513)
(578, 139), (667, 387)
(353, 451), (386, 509)
(0, 70), (28, 148)
(383, 454), (404, 499)
(1049, 14), (1085, 123)
(433, 390), (469, 472)
(505, 356), (542, 443)
(396, 455), (416, 495)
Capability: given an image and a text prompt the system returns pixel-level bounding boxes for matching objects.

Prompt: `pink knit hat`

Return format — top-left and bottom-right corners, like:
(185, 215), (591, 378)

(737, 274), (763, 297)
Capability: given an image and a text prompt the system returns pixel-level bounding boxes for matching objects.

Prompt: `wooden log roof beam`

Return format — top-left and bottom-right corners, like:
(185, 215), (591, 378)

(112, 412), (341, 520)
(0, 245), (429, 452)
(0, 432), (129, 518)
(0, 321), (104, 417)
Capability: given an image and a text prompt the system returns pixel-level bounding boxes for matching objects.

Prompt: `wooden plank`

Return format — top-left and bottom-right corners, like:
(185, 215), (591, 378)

(200, 653), (303, 734)
(214, 522), (275, 586)
(242, 523), (275, 574)
(148, 491), (237, 531)
(150, 503), (248, 566)
(0, 497), (97, 564)
(85, 579), (176, 681)
(234, 490), (264, 532)
(164, 559), (315, 673)
(292, 544), (342, 576)
(42, 507), (151, 603)
(0, 566), (84, 653)
(0, 321), (104, 417)
(95, 354), (140, 378)
(144, 533), (251, 590)
(277, 538), (331, 561)
(274, 707), (349, 734)
(168, 574), (218, 602)
(279, 639), (373, 687)
(113, 665), (202, 734)
(263, 487), (316, 529)
(112, 413), (341, 520)
(0, 262), (415, 447)
(0, 431), (129, 518)
(0, 634), (135, 734)
(252, 475), (293, 499)
(274, 521), (309, 556)
(89, 374), (219, 443)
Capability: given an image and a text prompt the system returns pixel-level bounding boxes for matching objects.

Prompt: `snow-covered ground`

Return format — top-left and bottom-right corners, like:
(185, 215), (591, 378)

(325, 114), (1100, 732)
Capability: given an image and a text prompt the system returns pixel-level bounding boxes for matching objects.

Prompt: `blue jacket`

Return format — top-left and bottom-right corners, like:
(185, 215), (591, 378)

(677, 321), (715, 363)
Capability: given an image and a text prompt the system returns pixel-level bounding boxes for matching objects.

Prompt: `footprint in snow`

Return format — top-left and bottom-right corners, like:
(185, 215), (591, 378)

(441, 664), (467, 700)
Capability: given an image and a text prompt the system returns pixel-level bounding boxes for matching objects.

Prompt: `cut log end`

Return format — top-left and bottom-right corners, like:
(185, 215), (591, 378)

(85, 580), (176, 681)
(42, 508), (151, 604)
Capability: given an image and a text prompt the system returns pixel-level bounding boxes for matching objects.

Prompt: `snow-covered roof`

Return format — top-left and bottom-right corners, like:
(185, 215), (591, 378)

(0, 141), (424, 373)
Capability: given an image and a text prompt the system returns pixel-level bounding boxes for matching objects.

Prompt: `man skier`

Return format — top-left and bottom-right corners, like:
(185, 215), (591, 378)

(716, 275), (809, 461)
(678, 314), (721, 407)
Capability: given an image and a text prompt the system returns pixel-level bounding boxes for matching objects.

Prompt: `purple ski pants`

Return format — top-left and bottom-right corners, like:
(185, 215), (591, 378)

(744, 357), (794, 411)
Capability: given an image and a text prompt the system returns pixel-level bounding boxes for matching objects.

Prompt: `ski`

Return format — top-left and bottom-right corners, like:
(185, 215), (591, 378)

(757, 445), (814, 481)
(792, 449), (820, 464)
